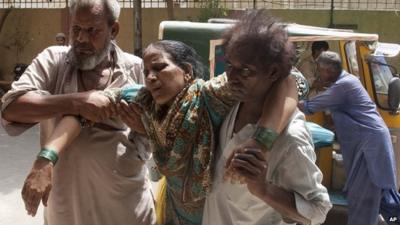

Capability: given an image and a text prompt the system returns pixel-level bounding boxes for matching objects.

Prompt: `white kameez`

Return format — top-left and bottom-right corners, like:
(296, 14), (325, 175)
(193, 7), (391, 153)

(202, 105), (332, 225)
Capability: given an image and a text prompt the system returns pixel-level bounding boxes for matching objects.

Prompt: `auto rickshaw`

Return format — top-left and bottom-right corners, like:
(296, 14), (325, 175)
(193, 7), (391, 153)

(158, 21), (400, 209)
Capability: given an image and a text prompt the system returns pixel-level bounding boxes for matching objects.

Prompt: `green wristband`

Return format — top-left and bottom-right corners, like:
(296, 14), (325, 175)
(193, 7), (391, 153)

(38, 148), (59, 165)
(252, 126), (279, 150)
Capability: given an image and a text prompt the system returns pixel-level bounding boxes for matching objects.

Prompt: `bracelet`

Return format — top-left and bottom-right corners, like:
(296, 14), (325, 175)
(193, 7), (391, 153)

(252, 126), (279, 150)
(37, 148), (59, 165)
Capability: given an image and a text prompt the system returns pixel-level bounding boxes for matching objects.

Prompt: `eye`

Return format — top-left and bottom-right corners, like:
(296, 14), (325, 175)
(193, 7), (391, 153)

(143, 68), (149, 76)
(225, 62), (233, 71)
(87, 27), (95, 36)
(152, 63), (167, 72)
(241, 67), (253, 78)
(72, 26), (81, 34)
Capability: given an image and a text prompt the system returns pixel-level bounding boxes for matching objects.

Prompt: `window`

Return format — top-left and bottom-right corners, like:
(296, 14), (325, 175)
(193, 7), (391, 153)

(369, 56), (394, 109)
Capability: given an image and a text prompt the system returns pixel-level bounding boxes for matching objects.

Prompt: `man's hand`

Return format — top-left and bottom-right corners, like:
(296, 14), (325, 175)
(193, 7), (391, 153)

(229, 148), (269, 199)
(21, 158), (53, 216)
(75, 91), (117, 122)
(117, 100), (146, 135)
(224, 138), (269, 183)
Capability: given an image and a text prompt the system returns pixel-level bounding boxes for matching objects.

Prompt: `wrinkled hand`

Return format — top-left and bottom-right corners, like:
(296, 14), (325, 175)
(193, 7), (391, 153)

(229, 148), (269, 199)
(117, 100), (146, 135)
(21, 158), (53, 216)
(77, 90), (117, 122)
(224, 138), (268, 183)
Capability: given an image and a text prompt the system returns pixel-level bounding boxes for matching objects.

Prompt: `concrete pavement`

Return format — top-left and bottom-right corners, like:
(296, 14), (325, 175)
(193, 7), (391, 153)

(0, 125), (44, 225)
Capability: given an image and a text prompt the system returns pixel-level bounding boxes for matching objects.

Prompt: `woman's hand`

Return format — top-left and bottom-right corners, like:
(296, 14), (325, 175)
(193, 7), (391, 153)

(117, 100), (146, 135)
(21, 158), (53, 216)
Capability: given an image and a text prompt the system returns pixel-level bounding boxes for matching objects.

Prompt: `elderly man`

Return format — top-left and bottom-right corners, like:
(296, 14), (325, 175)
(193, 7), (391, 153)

(1, 0), (155, 224)
(299, 51), (398, 225)
(203, 10), (331, 225)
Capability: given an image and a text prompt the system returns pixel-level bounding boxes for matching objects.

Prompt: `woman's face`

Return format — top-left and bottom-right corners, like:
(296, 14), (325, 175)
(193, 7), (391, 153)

(143, 47), (187, 106)
(226, 56), (276, 102)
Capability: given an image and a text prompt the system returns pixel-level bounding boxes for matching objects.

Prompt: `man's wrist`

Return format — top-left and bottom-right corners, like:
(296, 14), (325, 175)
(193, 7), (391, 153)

(69, 92), (85, 116)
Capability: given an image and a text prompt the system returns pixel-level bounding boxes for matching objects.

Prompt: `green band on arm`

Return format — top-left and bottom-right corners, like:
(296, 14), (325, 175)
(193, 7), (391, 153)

(38, 148), (59, 165)
(252, 126), (279, 150)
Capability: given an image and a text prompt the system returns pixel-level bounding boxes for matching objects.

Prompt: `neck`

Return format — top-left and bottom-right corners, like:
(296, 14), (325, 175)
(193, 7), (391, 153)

(234, 100), (264, 132)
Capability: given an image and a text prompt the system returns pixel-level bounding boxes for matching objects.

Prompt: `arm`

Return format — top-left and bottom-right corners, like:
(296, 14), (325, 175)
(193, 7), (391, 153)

(103, 84), (147, 134)
(232, 144), (331, 225)
(3, 90), (114, 124)
(258, 75), (298, 134)
(1, 48), (115, 125)
(21, 116), (82, 216)
(228, 75), (299, 163)
(230, 148), (310, 224)
(225, 75), (299, 183)
(299, 81), (346, 115)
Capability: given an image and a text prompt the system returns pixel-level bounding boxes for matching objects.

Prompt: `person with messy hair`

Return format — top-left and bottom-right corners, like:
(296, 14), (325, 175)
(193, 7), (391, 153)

(202, 10), (332, 225)
(29, 37), (301, 225)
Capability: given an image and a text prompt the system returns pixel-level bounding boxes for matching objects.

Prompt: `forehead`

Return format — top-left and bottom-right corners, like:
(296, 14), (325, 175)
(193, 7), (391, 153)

(226, 54), (258, 71)
(71, 5), (108, 26)
(143, 47), (172, 63)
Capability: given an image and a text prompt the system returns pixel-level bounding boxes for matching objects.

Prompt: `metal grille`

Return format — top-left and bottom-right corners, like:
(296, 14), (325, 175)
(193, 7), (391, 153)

(0, 0), (67, 8)
(0, 0), (399, 10)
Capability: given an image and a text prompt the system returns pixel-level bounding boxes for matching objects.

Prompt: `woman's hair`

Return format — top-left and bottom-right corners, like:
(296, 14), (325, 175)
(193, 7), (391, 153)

(145, 40), (205, 79)
(222, 9), (294, 80)
(69, 0), (121, 26)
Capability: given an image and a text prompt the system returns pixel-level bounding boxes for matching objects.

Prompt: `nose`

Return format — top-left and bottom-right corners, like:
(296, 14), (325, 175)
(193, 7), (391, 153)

(226, 70), (239, 82)
(76, 29), (90, 43)
(145, 71), (158, 82)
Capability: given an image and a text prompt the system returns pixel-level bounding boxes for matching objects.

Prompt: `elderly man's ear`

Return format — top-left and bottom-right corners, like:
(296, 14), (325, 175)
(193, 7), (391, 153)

(269, 64), (280, 82)
(111, 22), (120, 40)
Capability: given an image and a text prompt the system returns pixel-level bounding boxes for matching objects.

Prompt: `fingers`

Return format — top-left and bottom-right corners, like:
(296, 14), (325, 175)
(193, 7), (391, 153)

(231, 157), (262, 177)
(233, 150), (266, 169)
(225, 148), (246, 168)
(230, 148), (268, 181)
(233, 165), (258, 180)
(118, 100), (146, 134)
(27, 188), (42, 216)
(42, 184), (52, 207)
(242, 148), (266, 162)
(22, 181), (43, 216)
(118, 100), (132, 121)
(21, 161), (53, 216)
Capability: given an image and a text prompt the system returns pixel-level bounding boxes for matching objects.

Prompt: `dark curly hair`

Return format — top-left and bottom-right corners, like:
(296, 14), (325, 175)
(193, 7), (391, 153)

(222, 9), (294, 80)
(145, 40), (205, 79)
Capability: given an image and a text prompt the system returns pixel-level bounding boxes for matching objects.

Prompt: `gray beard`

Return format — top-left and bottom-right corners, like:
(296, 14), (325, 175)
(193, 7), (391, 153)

(72, 41), (113, 71)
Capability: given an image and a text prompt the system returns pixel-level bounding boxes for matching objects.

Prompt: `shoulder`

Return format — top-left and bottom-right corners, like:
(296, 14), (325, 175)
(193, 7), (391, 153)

(37, 46), (70, 60)
(272, 110), (314, 156)
(114, 44), (143, 67)
(336, 73), (362, 90)
(122, 52), (143, 65)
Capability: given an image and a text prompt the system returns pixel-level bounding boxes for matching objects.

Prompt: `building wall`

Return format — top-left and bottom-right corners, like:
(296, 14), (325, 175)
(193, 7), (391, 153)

(0, 8), (399, 81)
